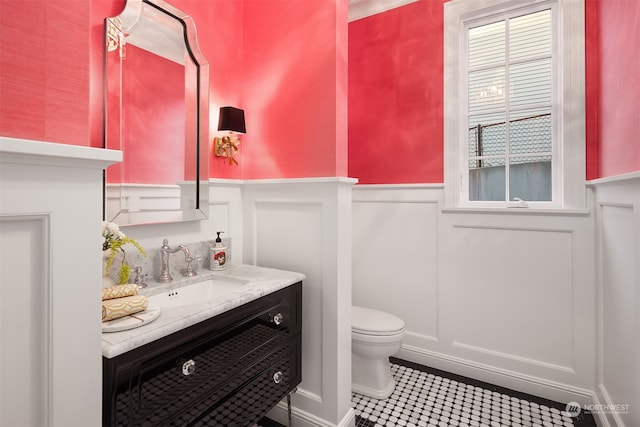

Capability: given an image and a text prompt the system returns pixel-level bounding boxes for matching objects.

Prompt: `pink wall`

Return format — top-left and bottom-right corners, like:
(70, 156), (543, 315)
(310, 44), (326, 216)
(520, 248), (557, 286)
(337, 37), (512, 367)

(1, 0), (346, 179)
(590, 0), (640, 178)
(106, 46), (186, 184)
(0, 0), (94, 146)
(241, 0), (349, 179)
(348, 0), (640, 184)
(348, 0), (444, 184)
(3, 0), (637, 181)
(174, 0), (245, 180)
(98, 0), (245, 180)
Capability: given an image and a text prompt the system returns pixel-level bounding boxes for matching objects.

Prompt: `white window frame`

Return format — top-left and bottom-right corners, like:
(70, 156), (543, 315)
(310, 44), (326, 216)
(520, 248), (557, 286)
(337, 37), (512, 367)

(444, 0), (586, 210)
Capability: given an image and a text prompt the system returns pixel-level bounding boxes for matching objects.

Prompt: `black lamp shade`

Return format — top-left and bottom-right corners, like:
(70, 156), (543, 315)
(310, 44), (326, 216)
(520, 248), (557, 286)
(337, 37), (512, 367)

(218, 106), (246, 134)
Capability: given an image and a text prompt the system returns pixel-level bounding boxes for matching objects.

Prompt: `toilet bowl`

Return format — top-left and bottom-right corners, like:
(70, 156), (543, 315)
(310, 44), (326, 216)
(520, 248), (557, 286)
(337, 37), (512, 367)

(352, 306), (405, 399)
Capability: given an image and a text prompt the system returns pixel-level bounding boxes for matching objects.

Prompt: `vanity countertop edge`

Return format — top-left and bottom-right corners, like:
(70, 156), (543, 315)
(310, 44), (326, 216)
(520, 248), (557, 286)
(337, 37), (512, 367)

(101, 264), (305, 358)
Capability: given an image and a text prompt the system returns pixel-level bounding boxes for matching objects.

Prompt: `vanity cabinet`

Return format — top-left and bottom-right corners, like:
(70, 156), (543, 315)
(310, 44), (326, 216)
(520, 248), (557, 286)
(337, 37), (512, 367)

(103, 282), (302, 427)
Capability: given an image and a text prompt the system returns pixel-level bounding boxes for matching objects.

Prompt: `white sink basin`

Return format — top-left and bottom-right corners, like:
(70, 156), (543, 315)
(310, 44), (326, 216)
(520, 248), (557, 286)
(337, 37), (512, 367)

(147, 277), (250, 308)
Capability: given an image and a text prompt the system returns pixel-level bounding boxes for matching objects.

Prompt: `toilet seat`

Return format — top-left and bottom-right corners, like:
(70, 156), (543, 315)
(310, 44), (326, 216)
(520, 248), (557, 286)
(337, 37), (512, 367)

(352, 306), (405, 336)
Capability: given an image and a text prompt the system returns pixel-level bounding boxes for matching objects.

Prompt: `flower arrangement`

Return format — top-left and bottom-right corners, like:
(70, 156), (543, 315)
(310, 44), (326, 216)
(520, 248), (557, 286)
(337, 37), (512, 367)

(102, 221), (146, 285)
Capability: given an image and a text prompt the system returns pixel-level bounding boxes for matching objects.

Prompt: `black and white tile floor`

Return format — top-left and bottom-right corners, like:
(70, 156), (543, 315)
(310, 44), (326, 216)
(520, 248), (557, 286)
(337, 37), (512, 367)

(255, 357), (597, 427)
(353, 358), (597, 427)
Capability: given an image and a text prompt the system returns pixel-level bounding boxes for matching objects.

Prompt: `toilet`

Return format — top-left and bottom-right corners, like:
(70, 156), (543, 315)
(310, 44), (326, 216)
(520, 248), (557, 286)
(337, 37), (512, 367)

(352, 305), (405, 399)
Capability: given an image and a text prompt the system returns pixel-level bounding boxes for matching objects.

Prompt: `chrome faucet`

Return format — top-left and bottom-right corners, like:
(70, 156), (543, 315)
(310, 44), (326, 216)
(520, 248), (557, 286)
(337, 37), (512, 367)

(132, 266), (147, 289)
(181, 246), (198, 278)
(157, 239), (197, 283)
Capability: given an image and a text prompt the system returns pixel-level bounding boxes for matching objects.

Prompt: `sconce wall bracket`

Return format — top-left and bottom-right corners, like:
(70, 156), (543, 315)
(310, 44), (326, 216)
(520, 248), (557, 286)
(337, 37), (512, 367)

(214, 134), (240, 165)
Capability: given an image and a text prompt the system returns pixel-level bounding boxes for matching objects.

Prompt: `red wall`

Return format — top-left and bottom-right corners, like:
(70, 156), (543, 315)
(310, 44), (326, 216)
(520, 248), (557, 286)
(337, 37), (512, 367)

(241, 0), (349, 179)
(348, 0), (640, 184)
(589, 0), (640, 178)
(106, 46), (186, 184)
(2, 0), (638, 181)
(1, 0), (347, 180)
(348, 0), (444, 184)
(0, 0), (94, 146)
(98, 0), (245, 180)
(174, 0), (245, 180)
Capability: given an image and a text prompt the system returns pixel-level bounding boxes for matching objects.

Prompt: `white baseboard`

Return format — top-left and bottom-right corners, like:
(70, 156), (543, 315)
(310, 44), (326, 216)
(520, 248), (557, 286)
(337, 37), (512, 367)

(396, 345), (596, 407)
(267, 402), (356, 427)
(594, 384), (627, 427)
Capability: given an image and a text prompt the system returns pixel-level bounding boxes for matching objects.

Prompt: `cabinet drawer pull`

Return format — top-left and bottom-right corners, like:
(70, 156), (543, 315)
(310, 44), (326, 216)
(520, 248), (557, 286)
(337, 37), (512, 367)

(182, 359), (196, 376)
(271, 312), (284, 326)
(273, 371), (284, 384)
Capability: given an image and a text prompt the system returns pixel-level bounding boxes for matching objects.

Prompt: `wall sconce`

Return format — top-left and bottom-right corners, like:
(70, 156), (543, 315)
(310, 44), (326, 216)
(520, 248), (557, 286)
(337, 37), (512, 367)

(106, 17), (126, 58)
(213, 106), (246, 165)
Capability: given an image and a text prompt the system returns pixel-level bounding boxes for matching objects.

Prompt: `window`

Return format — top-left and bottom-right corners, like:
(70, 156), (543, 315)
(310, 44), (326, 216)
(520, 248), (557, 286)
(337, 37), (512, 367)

(444, 0), (586, 209)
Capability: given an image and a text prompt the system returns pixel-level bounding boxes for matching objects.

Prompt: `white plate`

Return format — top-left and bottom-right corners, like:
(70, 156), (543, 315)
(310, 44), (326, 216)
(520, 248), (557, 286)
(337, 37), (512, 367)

(102, 307), (161, 333)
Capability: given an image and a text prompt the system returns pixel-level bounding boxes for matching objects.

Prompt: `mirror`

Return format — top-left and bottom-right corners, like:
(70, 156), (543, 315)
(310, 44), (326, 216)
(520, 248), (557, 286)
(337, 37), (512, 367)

(104, 0), (209, 225)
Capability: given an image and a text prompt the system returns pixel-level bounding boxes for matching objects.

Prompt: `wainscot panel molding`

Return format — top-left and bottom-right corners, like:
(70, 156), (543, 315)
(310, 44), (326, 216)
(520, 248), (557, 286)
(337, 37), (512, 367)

(0, 137), (121, 427)
(590, 173), (640, 427)
(243, 178), (357, 427)
(0, 214), (50, 427)
(352, 184), (597, 407)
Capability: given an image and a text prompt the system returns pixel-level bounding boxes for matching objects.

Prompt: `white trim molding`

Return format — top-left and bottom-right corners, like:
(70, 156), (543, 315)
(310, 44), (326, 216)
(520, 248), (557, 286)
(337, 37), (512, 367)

(443, 0), (586, 210)
(0, 136), (121, 169)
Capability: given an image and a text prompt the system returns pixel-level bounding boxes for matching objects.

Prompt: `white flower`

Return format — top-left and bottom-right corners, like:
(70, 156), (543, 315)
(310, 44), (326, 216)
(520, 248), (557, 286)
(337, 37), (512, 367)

(102, 221), (127, 239)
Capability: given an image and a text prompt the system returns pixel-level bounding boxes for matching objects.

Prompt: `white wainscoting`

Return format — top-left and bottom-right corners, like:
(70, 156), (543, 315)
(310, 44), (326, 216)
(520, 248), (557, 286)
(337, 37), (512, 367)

(0, 137), (120, 427)
(352, 185), (441, 347)
(353, 184), (597, 407)
(105, 177), (356, 427)
(243, 178), (357, 427)
(591, 172), (640, 427)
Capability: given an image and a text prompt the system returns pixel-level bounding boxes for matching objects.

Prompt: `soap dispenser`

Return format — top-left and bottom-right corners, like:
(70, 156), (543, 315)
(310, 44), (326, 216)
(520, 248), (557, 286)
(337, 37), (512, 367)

(209, 232), (227, 271)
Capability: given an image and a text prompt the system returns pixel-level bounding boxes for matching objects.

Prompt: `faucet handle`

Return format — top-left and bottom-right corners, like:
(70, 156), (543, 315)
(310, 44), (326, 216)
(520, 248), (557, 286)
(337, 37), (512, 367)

(133, 266), (147, 289)
(182, 255), (199, 277)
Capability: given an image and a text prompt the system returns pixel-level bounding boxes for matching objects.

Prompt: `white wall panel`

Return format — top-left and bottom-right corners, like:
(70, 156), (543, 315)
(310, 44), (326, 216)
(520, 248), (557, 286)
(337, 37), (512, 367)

(0, 215), (50, 427)
(352, 198), (439, 345)
(255, 201), (324, 398)
(244, 178), (356, 427)
(353, 184), (596, 407)
(0, 137), (120, 427)
(448, 225), (573, 370)
(593, 173), (640, 427)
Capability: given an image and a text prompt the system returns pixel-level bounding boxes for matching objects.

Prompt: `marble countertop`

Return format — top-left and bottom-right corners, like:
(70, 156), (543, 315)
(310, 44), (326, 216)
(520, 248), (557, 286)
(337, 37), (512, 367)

(102, 264), (305, 358)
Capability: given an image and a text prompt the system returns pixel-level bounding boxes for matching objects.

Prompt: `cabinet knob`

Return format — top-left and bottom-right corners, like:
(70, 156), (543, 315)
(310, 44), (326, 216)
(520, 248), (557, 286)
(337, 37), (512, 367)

(273, 371), (284, 384)
(182, 359), (196, 376)
(271, 312), (284, 326)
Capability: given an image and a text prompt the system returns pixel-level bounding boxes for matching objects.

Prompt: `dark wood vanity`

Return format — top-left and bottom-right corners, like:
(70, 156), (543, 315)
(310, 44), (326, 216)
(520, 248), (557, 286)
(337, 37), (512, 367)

(103, 282), (302, 426)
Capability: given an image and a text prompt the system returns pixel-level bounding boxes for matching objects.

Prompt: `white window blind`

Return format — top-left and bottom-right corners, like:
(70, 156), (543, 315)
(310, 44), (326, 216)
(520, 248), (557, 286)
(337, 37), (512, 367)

(465, 8), (554, 203)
